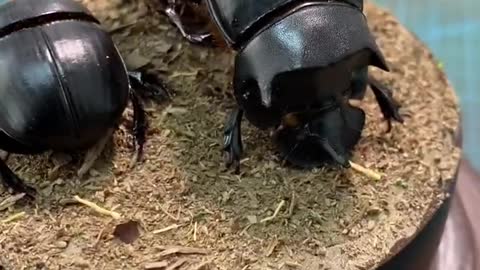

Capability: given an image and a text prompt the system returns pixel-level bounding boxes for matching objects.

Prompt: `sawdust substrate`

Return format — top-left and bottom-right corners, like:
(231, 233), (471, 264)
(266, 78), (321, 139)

(0, 1), (460, 269)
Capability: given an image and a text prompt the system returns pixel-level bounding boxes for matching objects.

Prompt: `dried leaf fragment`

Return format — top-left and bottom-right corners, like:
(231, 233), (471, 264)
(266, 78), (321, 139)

(261, 200), (286, 223)
(145, 261), (168, 269)
(169, 70), (199, 79)
(166, 258), (189, 270)
(0, 193), (25, 211)
(188, 259), (213, 270)
(157, 246), (209, 258)
(73, 195), (121, 219)
(265, 238), (279, 257)
(1, 211), (25, 223)
(152, 223), (183, 234)
(349, 161), (383, 181)
(280, 261), (302, 268)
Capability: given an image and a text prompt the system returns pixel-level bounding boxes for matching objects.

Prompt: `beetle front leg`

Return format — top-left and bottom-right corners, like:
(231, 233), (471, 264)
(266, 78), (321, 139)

(368, 76), (404, 132)
(223, 108), (244, 173)
(163, 0), (212, 45)
(128, 71), (171, 102)
(77, 128), (114, 178)
(0, 159), (36, 199)
(127, 71), (171, 163)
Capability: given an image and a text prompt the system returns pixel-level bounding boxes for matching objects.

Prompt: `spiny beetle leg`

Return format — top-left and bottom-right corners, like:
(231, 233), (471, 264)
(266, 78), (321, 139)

(128, 71), (171, 102)
(368, 76), (404, 132)
(164, 0), (212, 45)
(127, 71), (171, 163)
(77, 128), (113, 178)
(0, 158), (36, 199)
(128, 88), (147, 163)
(223, 108), (244, 174)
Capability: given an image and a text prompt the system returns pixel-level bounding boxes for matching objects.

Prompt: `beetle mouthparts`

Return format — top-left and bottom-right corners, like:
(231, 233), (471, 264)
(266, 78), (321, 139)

(279, 113), (299, 129)
(273, 102), (365, 168)
(311, 136), (350, 168)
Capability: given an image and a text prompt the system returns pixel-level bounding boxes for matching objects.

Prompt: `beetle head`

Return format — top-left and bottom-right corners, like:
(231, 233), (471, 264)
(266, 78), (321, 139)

(233, 2), (385, 166)
(234, 2), (387, 126)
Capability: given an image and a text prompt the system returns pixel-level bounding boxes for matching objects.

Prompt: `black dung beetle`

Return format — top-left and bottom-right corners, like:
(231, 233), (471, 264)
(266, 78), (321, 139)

(154, 0), (404, 172)
(0, 0), (169, 198)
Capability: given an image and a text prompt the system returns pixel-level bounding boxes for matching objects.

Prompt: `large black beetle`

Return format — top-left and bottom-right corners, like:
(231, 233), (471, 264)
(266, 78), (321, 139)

(0, 0), (169, 198)
(154, 0), (404, 172)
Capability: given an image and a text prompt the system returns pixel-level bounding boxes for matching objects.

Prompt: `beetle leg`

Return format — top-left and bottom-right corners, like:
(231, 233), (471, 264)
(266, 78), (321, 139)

(0, 159), (36, 199)
(163, 0), (212, 44)
(127, 71), (171, 163)
(368, 76), (404, 132)
(128, 71), (171, 102)
(77, 128), (113, 178)
(223, 108), (244, 173)
(129, 88), (147, 163)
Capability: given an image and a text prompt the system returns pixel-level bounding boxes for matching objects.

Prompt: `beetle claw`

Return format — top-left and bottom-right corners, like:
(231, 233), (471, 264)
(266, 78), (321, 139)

(128, 71), (171, 102)
(223, 108), (244, 173)
(385, 119), (392, 133)
(0, 159), (36, 200)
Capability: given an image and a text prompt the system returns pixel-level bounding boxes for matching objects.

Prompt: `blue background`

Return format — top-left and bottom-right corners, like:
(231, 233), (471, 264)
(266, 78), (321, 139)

(373, 0), (480, 170)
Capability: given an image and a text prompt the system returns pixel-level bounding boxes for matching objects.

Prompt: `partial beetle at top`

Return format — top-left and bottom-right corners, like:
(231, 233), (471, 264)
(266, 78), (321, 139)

(153, 0), (404, 171)
(0, 0), (169, 198)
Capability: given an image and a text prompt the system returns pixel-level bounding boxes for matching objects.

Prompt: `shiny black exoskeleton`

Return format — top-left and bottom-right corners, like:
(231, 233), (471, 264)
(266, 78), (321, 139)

(156, 0), (403, 172)
(0, 0), (169, 198)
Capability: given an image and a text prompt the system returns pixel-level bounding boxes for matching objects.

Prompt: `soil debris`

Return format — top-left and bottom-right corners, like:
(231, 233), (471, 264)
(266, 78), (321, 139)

(145, 261), (168, 269)
(156, 245), (209, 258)
(153, 223), (184, 234)
(260, 200), (286, 223)
(0, 193), (25, 211)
